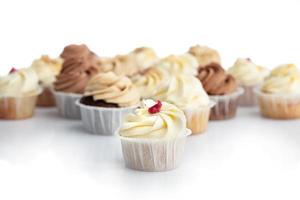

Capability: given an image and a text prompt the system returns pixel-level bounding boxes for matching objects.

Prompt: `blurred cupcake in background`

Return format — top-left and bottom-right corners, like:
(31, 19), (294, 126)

(54, 44), (99, 119)
(154, 74), (214, 134)
(0, 68), (41, 119)
(255, 64), (300, 119)
(97, 47), (158, 77)
(30, 55), (63, 107)
(119, 99), (191, 171)
(77, 71), (140, 135)
(228, 58), (269, 106)
(198, 63), (243, 120)
(188, 45), (221, 68)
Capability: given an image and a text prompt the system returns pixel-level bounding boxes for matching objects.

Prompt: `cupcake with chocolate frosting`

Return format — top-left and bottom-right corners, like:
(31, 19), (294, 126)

(198, 63), (243, 120)
(77, 72), (140, 135)
(53, 44), (99, 119)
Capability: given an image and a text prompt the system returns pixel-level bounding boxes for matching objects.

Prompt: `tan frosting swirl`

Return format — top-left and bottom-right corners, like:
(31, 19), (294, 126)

(54, 44), (99, 94)
(188, 45), (221, 67)
(84, 72), (140, 107)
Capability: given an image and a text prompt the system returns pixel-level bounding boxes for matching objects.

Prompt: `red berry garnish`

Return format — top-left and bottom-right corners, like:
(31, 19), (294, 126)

(246, 58), (252, 62)
(148, 100), (162, 114)
(9, 67), (17, 74)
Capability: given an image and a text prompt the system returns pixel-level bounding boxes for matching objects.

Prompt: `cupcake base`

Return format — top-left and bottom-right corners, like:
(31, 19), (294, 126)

(0, 95), (39, 120)
(255, 89), (300, 119)
(120, 129), (191, 172)
(37, 87), (56, 107)
(77, 100), (137, 135)
(209, 87), (244, 120)
(53, 91), (82, 119)
(80, 96), (118, 108)
(184, 103), (214, 135)
(238, 85), (257, 107)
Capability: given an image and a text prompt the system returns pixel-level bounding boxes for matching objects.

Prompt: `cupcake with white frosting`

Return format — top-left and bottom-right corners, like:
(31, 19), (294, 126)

(254, 64), (300, 119)
(0, 68), (41, 119)
(30, 55), (63, 107)
(228, 58), (269, 106)
(188, 45), (221, 68)
(119, 99), (191, 171)
(76, 71), (140, 135)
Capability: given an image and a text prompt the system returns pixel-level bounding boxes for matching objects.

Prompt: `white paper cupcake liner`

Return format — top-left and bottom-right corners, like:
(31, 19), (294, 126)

(183, 101), (215, 134)
(254, 88), (300, 119)
(76, 100), (137, 135)
(53, 91), (82, 119)
(119, 129), (191, 172)
(238, 85), (259, 107)
(209, 87), (244, 120)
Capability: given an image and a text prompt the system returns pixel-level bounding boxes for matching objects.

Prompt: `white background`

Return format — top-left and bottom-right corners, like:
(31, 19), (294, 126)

(0, 0), (300, 200)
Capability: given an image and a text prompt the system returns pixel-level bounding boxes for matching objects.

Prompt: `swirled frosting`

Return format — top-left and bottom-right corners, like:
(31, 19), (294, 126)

(0, 68), (40, 97)
(155, 75), (210, 109)
(228, 58), (269, 86)
(129, 47), (158, 70)
(132, 67), (171, 98)
(188, 45), (221, 67)
(54, 44), (99, 93)
(198, 63), (237, 95)
(155, 54), (198, 76)
(119, 99), (187, 139)
(30, 55), (63, 87)
(84, 72), (140, 107)
(261, 64), (300, 95)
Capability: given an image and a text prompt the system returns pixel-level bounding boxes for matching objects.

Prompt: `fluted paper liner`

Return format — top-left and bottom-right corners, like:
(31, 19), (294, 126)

(119, 129), (191, 172)
(209, 87), (244, 120)
(238, 85), (258, 107)
(37, 87), (56, 107)
(183, 101), (215, 135)
(0, 89), (41, 120)
(254, 88), (300, 119)
(76, 100), (137, 135)
(53, 91), (82, 119)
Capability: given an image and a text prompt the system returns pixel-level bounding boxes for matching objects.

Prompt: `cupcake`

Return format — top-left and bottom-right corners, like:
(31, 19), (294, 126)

(156, 54), (198, 76)
(154, 74), (214, 134)
(198, 63), (243, 120)
(255, 64), (300, 119)
(228, 58), (269, 106)
(188, 45), (221, 68)
(54, 44), (99, 119)
(30, 55), (63, 107)
(0, 68), (41, 119)
(98, 47), (158, 77)
(119, 99), (191, 171)
(77, 71), (140, 135)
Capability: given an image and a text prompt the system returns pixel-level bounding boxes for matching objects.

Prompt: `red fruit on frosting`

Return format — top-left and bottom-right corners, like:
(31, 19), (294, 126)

(148, 100), (162, 114)
(9, 67), (17, 74)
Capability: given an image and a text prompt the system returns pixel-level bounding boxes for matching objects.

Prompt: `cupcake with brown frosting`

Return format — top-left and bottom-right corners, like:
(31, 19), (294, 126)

(197, 63), (243, 120)
(77, 72), (140, 135)
(53, 44), (99, 119)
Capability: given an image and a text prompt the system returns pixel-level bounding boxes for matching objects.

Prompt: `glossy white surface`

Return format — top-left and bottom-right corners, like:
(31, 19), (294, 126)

(0, 107), (299, 200)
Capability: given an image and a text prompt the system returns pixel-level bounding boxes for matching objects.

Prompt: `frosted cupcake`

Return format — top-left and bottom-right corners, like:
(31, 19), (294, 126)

(155, 74), (214, 134)
(54, 44), (99, 119)
(0, 68), (41, 119)
(119, 99), (191, 171)
(198, 63), (243, 120)
(228, 58), (269, 106)
(255, 64), (300, 119)
(30, 55), (63, 107)
(188, 45), (221, 68)
(128, 47), (158, 71)
(77, 72), (140, 135)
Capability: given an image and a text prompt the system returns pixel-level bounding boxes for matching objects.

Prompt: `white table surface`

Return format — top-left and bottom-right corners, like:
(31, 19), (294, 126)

(0, 107), (299, 200)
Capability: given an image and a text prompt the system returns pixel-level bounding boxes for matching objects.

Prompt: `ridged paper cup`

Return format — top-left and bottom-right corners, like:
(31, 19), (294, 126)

(0, 89), (42, 120)
(209, 87), (244, 120)
(76, 100), (137, 135)
(119, 129), (191, 172)
(183, 101), (215, 135)
(53, 91), (82, 119)
(254, 88), (300, 119)
(37, 87), (56, 107)
(238, 85), (259, 107)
